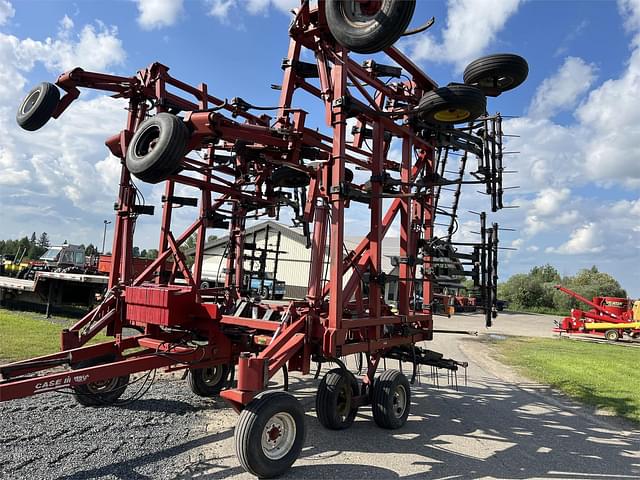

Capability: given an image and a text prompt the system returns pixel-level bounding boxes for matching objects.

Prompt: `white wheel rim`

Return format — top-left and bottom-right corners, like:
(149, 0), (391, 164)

(392, 384), (407, 419)
(261, 412), (296, 460)
(21, 88), (42, 115)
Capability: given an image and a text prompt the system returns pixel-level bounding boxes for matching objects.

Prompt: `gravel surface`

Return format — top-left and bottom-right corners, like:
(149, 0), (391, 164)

(2, 313), (639, 479)
(0, 374), (231, 480)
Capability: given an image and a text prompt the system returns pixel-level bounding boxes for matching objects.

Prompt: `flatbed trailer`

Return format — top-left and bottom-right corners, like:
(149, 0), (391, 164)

(0, 2), (529, 477)
(0, 271), (108, 316)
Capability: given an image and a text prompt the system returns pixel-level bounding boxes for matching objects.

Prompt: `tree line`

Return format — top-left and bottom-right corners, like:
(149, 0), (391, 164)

(497, 264), (628, 313)
(0, 234), (159, 261)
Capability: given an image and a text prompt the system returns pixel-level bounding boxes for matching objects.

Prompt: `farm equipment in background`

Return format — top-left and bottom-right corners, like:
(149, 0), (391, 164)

(1, 1), (528, 477)
(553, 284), (640, 341)
(0, 249), (28, 277)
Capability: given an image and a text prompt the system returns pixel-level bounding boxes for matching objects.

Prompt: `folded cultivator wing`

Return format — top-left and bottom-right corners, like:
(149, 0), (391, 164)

(2, 1), (528, 477)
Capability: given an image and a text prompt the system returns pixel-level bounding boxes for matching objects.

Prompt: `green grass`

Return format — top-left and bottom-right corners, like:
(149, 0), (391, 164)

(508, 306), (567, 316)
(0, 309), (107, 362)
(492, 337), (640, 423)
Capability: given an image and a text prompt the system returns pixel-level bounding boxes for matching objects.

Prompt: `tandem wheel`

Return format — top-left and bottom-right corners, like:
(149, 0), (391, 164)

(316, 367), (360, 430)
(187, 364), (232, 397)
(71, 356), (130, 407)
(235, 391), (305, 479)
(372, 369), (411, 429)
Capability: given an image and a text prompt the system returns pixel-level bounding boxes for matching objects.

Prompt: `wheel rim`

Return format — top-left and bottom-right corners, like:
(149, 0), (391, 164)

(391, 384), (407, 418)
(336, 382), (352, 421)
(134, 125), (161, 157)
(342, 0), (382, 26)
(202, 366), (224, 386)
(86, 376), (119, 394)
(261, 412), (297, 460)
(434, 108), (471, 122)
(477, 75), (516, 90)
(21, 88), (42, 115)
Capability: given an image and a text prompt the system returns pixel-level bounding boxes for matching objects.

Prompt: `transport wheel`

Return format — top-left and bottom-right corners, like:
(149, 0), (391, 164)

(187, 364), (231, 397)
(16, 82), (60, 131)
(271, 165), (310, 188)
(372, 369), (410, 429)
(125, 112), (189, 184)
(325, 0), (415, 54)
(235, 391), (305, 478)
(417, 85), (487, 126)
(604, 329), (620, 342)
(463, 53), (529, 96)
(316, 367), (360, 430)
(71, 356), (130, 407)
(200, 281), (210, 289)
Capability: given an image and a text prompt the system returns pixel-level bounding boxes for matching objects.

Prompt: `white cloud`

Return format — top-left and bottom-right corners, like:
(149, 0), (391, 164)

(619, 0), (640, 32)
(405, 0), (523, 71)
(206, 0), (236, 20)
(0, 0), (14, 25)
(529, 56), (597, 119)
(546, 222), (604, 255)
(206, 0), (297, 21)
(0, 15), (129, 245)
(136, 0), (184, 30)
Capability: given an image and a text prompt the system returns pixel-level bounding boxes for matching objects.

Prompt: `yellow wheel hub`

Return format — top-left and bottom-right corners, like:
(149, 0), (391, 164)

(434, 108), (470, 122)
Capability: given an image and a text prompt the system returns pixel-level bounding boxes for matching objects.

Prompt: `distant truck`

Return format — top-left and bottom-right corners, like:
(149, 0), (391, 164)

(1, 244), (89, 280)
(199, 274), (286, 300)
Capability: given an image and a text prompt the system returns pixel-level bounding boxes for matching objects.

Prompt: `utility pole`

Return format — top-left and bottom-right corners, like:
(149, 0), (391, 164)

(102, 220), (112, 254)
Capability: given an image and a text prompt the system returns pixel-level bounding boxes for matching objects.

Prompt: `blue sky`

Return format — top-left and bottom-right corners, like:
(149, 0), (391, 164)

(0, 0), (639, 296)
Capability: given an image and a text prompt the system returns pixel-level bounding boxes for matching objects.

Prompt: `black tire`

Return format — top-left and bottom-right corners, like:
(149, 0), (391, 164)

(71, 356), (129, 407)
(463, 53), (529, 96)
(372, 369), (410, 429)
(200, 281), (210, 289)
(604, 329), (620, 342)
(235, 391), (305, 478)
(417, 85), (487, 126)
(271, 165), (310, 188)
(125, 113), (189, 184)
(187, 364), (230, 397)
(344, 167), (354, 183)
(325, 0), (415, 54)
(259, 286), (270, 298)
(316, 367), (359, 430)
(16, 82), (60, 131)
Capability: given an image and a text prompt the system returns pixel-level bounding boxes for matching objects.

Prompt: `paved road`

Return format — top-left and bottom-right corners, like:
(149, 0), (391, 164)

(1, 312), (639, 479)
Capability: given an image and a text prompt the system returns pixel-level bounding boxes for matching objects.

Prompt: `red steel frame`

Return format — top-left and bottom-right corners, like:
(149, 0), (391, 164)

(1, 2), (467, 411)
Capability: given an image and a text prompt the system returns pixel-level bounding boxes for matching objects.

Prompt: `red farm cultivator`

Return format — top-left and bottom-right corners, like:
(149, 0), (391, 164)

(1, 1), (528, 477)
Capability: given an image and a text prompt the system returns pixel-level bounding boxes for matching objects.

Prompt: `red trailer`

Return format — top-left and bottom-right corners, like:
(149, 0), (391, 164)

(1, 2), (528, 477)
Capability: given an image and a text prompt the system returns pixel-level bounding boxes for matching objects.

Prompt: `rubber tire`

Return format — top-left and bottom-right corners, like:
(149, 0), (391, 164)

(16, 82), (60, 131)
(200, 281), (210, 289)
(271, 165), (310, 188)
(372, 369), (410, 429)
(125, 112), (189, 184)
(325, 0), (415, 54)
(463, 53), (529, 96)
(418, 85), (487, 126)
(187, 364), (230, 397)
(604, 329), (620, 342)
(71, 356), (130, 407)
(316, 367), (359, 430)
(235, 391), (305, 479)
(259, 286), (270, 298)
(345, 167), (354, 183)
